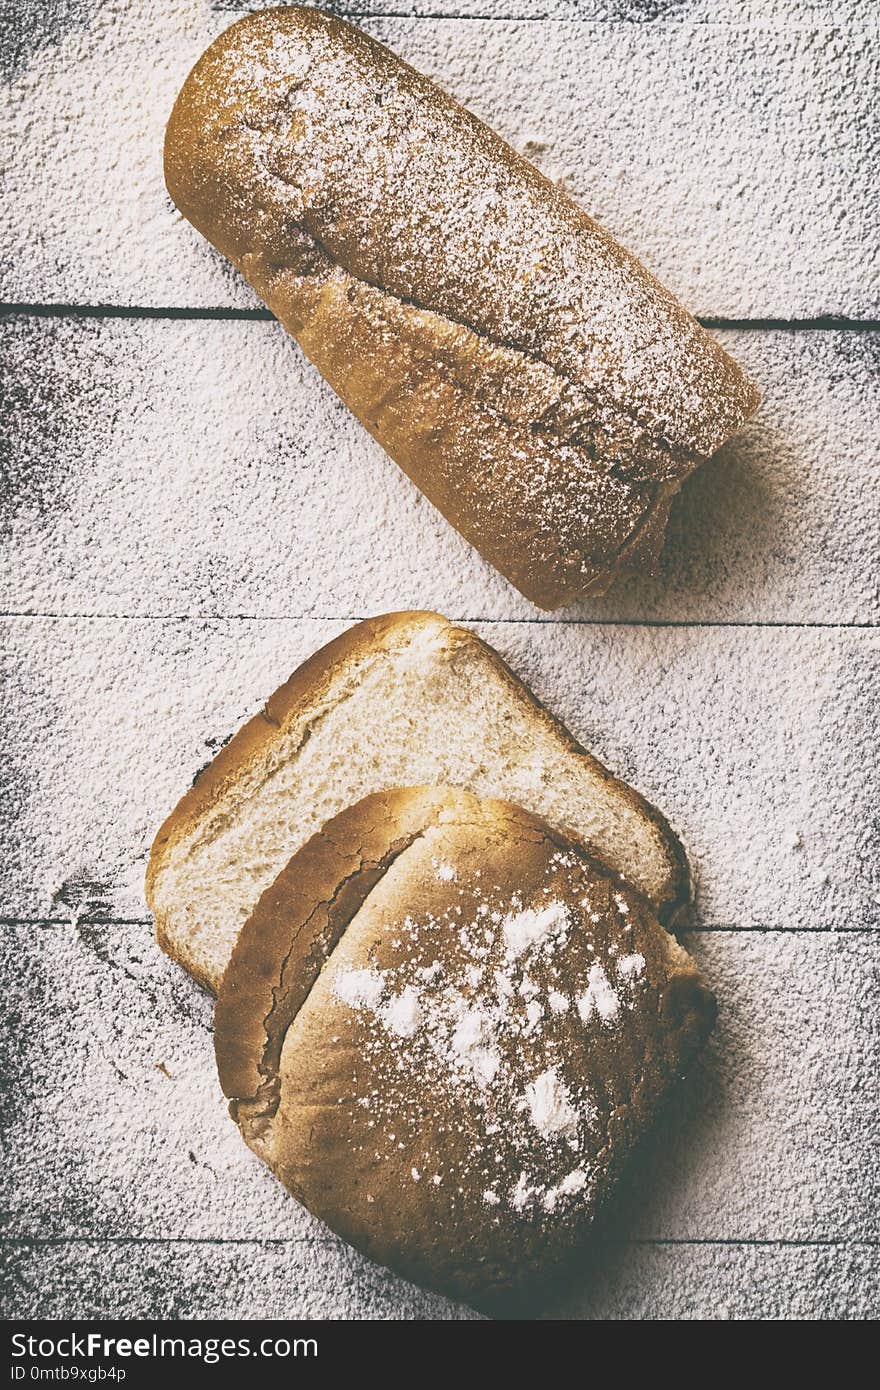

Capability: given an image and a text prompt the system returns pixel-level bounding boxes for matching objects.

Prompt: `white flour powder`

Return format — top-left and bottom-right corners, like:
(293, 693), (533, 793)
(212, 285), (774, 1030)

(502, 900), (569, 959)
(381, 986), (423, 1038)
(523, 1068), (580, 1144)
(577, 962), (620, 1024)
(333, 968), (386, 1011)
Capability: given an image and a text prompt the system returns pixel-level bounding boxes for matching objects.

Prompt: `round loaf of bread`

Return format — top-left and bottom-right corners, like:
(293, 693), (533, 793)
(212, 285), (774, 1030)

(216, 786), (715, 1308)
(165, 7), (761, 609)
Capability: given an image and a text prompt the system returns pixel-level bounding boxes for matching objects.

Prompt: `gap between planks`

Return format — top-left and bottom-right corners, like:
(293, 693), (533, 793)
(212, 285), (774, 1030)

(2, 919), (875, 935)
(165, 9), (880, 27)
(0, 614), (877, 630)
(2, 302), (879, 332)
(2, 1236), (877, 1248)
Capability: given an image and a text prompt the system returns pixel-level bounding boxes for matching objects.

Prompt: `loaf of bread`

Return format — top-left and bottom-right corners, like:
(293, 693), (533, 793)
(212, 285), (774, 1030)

(215, 785), (714, 1308)
(164, 7), (761, 609)
(146, 612), (689, 993)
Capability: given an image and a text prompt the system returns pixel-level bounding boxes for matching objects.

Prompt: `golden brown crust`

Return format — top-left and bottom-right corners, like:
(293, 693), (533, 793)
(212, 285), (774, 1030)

(215, 785), (462, 1101)
(164, 7), (761, 608)
(146, 612), (691, 993)
(216, 786), (714, 1308)
(266, 271), (672, 608)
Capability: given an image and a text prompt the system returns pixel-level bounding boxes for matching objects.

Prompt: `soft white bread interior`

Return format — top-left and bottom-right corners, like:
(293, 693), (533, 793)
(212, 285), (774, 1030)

(215, 787), (714, 1309)
(147, 612), (689, 992)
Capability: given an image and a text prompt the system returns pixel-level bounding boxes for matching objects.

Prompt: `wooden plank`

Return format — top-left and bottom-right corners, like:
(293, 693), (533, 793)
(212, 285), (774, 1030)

(214, 2), (880, 20)
(2, 1236), (877, 1320)
(4, 0), (870, 88)
(2, 5), (877, 316)
(1, 618), (875, 931)
(0, 1236), (475, 1320)
(2, 617), (875, 930)
(1, 923), (876, 1253)
(3, 317), (878, 624)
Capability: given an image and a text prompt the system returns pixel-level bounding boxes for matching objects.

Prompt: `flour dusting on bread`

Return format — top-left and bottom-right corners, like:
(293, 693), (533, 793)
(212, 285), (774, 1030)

(215, 787), (714, 1303)
(164, 8), (761, 608)
(320, 847), (640, 1218)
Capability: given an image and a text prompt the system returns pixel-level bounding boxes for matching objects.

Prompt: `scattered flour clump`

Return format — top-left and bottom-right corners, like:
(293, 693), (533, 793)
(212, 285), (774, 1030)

(577, 962), (620, 1024)
(542, 1167), (591, 1212)
(334, 968), (386, 1009)
(524, 1067), (579, 1142)
(510, 1173), (538, 1213)
(502, 900), (569, 958)
(616, 953), (645, 981)
(382, 986), (422, 1037)
(524, 999), (544, 1030)
(451, 1002), (501, 1086)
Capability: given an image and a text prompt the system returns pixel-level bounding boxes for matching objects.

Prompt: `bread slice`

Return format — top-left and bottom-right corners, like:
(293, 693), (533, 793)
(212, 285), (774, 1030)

(146, 611), (689, 993)
(215, 786), (714, 1309)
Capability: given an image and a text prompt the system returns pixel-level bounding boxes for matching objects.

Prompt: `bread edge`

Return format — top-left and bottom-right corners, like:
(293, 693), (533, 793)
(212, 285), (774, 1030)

(146, 613), (443, 988)
(146, 611), (691, 990)
(164, 8), (762, 612)
(215, 784), (709, 1112)
(214, 786), (554, 1103)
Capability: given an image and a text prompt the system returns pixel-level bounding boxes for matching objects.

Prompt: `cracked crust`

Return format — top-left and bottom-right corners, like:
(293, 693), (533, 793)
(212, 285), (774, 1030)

(146, 612), (692, 994)
(214, 786), (452, 1106)
(215, 786), (715, 1309)
(164, 7), (761, 609)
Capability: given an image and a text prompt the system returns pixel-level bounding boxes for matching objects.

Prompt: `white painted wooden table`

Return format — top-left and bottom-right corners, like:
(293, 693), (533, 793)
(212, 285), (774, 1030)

(1, 1), (878, 1320)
